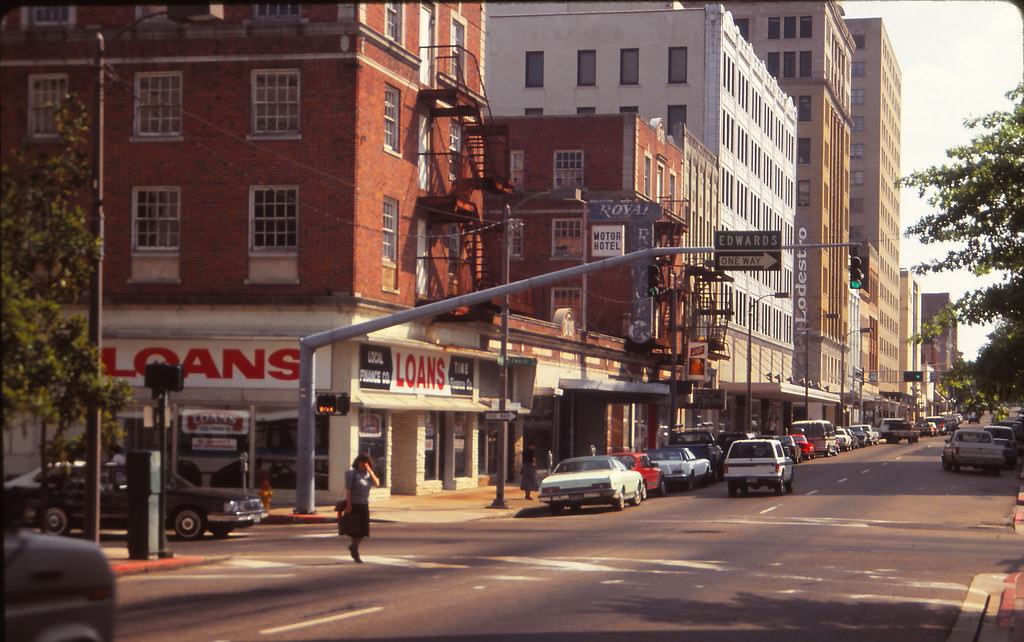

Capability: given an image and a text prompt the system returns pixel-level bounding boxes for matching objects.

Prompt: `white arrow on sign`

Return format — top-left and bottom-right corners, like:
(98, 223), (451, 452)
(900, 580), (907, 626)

(484, 411), (517, 422)
(716, 252), (781, 270)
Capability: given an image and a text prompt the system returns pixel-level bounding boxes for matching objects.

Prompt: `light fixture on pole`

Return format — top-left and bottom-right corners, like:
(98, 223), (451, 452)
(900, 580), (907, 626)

(746, 291), (789, 434)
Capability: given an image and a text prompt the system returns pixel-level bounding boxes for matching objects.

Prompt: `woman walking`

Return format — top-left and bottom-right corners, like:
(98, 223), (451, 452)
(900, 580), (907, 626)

(520, 442), (539, 500)
(342, 453), (379, 562)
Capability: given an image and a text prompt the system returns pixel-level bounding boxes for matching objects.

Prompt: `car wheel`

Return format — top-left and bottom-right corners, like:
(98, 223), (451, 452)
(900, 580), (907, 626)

(611, 489), (625, 511)
(549, 502), (563, 515)
(41, 506), (70, 535)
(630, 482), (644, 506)
(173, 508), (207, 539)
(727, 481), (738, 497)
(775, 480), (784, 496)
(941, 459), (951, 470)
(785, 476), (794, 493)
(684, 471), (695, 491)
(657, 476), (668, 496)
(953, 463), (961, 472)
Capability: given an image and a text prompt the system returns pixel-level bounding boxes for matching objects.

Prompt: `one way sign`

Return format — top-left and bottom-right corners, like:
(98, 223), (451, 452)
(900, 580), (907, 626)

(714, 251), (782, 271)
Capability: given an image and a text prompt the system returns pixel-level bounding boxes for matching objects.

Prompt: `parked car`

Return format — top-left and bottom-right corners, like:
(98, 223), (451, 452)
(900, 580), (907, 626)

(538, 456), (644, 514)
(610, 451), (665, 497)
(788, 433), (816, 459)
(834, 428), (854, 451)
(5, 526), (116, 642)
(941, 429), (1004, 475)
(878, 417), (920, 444)
(989, 420), (1024, 452)
(11, 462), (267, 540)
(924, 415), (951, 435)
(677, 442), (725, 482)
(777, 436), (803, 464)
(724, 438), (795, 496)
(717, 431), (754, 453)
(982, 426), (1020, 468)
(845, 425), (870, 447)
(790, 420), (838, 457)
(847, 424), (880, 445)
(645, 447), (712, 490)
(668, 427), (720, 448)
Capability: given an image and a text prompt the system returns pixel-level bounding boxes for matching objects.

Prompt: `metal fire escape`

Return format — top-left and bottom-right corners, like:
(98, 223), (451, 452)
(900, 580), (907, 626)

(416, 45), (513, 306)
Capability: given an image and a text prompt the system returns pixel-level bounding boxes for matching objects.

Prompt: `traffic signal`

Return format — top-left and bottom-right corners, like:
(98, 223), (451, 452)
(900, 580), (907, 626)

(316, 393), (351, 415)
(646, 264), (664, 297)
(903, 370), (924, 383)
(144, 362), (184, 393)
(849, 255), (864, 289)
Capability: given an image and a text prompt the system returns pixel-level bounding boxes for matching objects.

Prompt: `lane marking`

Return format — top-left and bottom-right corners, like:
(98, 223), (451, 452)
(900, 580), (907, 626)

(848, 594), (961, 607)
(363, 555), (468, 569)
(483, 556), (621, 572)
(259, 606), (384, 635)
(129, 573), (296, 580)
(805, 489), (819, 495)
(760, 506), (778, 514)
(227, 559), (293, 569)
(837, 478), (848, 483)
(861, 469), (871, 474)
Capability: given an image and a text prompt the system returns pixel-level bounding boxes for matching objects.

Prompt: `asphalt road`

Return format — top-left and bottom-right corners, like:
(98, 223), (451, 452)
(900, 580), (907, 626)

(114, 438), (1022, 641)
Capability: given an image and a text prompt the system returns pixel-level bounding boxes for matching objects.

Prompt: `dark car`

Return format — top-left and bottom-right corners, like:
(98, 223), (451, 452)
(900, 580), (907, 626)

(983, 426), (1020, 467)
(668, 427), (720, 447)
(674, 442), (725, 482)
(12, 462), (267, 540)
(718, 431), (754, 453)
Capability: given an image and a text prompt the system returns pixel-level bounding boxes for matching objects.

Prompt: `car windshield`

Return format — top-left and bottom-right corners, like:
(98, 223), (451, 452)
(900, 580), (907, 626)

(686, 444), (710, 456)
(553, 459), (612, 474)
(729, 442), (775, 458)
(646, 449), (681, 460)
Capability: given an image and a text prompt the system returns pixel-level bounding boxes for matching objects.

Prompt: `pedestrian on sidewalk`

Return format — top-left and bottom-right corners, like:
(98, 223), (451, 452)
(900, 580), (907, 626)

(521, 442), (539, 500)
(341, 454), (379, 563)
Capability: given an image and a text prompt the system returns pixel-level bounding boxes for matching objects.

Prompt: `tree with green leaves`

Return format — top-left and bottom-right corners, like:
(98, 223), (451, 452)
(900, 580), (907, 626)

(2, 96), (132, 466)
(901, 83), (1024, 410)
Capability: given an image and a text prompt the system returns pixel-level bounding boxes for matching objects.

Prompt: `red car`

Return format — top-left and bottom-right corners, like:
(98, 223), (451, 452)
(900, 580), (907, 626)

(788, 434), (816, 459)
(609, 451), (666, 498)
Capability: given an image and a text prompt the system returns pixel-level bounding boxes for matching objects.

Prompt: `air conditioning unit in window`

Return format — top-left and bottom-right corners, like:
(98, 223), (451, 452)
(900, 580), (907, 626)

(552, 246), (569, 257)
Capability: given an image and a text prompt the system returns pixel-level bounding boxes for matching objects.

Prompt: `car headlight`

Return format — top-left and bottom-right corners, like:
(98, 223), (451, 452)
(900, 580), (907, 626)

(223, 500), (238, 512)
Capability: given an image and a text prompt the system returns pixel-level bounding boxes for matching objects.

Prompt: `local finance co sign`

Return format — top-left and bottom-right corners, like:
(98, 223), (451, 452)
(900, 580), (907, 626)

(713, 230), (782, 271)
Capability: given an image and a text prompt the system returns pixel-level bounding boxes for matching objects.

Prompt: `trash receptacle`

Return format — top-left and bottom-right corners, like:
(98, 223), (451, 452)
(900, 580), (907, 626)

(127, 450), (160, 560)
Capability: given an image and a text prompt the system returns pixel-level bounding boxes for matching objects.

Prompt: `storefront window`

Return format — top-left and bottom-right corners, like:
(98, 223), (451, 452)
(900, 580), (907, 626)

(358, 409), (388, 487)
(453, 414), (468, 477)
(478, 427), (497, 476)
(424, 412), (440, 480)
(254, 409), (329, 490)
(177, 408), (252, 488)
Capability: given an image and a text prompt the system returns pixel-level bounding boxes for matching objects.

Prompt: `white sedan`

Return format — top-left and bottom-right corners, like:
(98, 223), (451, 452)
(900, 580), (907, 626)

(538, 456), (644, 514)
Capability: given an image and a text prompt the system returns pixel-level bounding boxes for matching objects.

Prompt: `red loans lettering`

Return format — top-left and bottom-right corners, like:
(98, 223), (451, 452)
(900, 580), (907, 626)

(100, 346), (300, 381)
(395, 352), (447, 390)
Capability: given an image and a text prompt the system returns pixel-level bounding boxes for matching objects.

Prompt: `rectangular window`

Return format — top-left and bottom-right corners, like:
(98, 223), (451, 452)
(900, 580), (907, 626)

(576, 106), (596, 114)
(851, 197), (864, 214)
(767, 17), (780, 39)
(385, 2), (402, 42)
(553, 150), (584, 188)
(551, 287), (580, 320)
(799, 51), (812, 77)
(784, 16), (796, 38)
(510, 150), (524, 189)
(668, 46), (687, 83)
(783, 52), (796, 78)
(852, 170), (864, 185)
(382, 197), (398, 263)
(27, 74), (67, 139)
(525, 51), (544, 87)
(135, 72), (182, 137)
(797, 138), (811, 164)
(551, 219), (582, 258)
(800, 15), (812, 38)
(384, 84), (400, 152)
(30, 6), (71, 26)
(619, 106), (638, 113)
(766, 53), (780, 78)
(734, 18), (749, 40)
(577, 50), (596, 86)
(643, 156), (651, 196)
(251, 187), (298, 250)
(853, 116), (865, 132)
(798, 95), (811, 122)
(133, 187), (180, 250)
(797, 180), (810, 206)
(448, 121), (461, 179)
(852, 62), (865, 77)
(850, 143), (864, 159)
(252, 69), (299, 135)
(509, 218), (523, 259)
(451, 19), (466, 78)
(524, 107), (544, 116)
(854, 34), (866, 50)
(667, 104), (687, 137)
(852, 88), (865, 105)
(620, 48), (639, 85)
(254, 4), (300, 19)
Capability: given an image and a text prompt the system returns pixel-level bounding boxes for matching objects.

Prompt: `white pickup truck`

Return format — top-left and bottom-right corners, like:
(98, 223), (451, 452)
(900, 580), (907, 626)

(941, 429), (1005, 475)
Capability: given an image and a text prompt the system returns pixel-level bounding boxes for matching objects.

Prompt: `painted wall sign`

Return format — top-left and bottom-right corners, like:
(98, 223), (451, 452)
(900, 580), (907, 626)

(591, 225), (625, 257)
(102, 340), (331, 390)
(181, 409), (249, 434)
(587, 199), (662, 222)
(358, 344), (475, 397)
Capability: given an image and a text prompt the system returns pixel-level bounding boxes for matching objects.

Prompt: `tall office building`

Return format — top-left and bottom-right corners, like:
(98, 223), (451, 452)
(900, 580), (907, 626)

(721, 1), (855, 422)
(844, 17), (903, 419)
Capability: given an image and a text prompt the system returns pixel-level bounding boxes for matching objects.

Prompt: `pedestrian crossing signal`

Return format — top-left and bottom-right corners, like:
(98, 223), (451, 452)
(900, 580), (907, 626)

(316, 393), (350, 415)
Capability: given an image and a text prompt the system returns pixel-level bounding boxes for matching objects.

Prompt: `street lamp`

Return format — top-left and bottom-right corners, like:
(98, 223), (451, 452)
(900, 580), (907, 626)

(746, 291), (789, 433)
(801, 312), (839, 420)
(490, 187), (583, 509)
(838, 327), (873, 426)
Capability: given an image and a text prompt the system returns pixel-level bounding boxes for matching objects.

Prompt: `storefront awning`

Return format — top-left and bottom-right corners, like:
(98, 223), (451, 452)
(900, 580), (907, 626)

(559, 378), (670, 403)
(352, 392), (492, 413)
(719, 381), (840, 404)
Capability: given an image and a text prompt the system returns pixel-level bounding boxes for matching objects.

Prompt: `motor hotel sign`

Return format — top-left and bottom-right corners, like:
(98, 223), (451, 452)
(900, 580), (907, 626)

(591, 225), (624, 257)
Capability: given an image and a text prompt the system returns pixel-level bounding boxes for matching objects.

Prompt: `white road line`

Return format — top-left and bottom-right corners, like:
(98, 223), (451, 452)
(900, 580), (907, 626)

(861, 469), (871, 474)
(760, 506), (778, 514)
(363, 555), (468, 569)
(837, 478), (848, 483)
(129, 573), (296, 580)
(848, 594), (962, 607)
(259, 606), (384, 636)
(227, 559), (293, 569)
(484, 556), (621, 572)
(805, 489), (819, 495)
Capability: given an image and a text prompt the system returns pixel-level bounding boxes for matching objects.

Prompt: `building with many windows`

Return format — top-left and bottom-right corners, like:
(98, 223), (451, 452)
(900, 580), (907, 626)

(486, 1), (802, 433)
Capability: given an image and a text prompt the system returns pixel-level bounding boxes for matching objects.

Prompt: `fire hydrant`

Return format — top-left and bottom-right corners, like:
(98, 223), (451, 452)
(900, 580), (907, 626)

(259, 478), (273, 511)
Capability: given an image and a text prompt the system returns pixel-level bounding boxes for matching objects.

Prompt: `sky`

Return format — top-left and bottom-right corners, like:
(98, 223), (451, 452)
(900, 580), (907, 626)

(841, 0), (1023, 360)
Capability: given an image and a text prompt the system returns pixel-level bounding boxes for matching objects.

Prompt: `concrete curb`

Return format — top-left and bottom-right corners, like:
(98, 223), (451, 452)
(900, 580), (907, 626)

(263, 513), (336, 525)
(109, 555), (226, 576)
